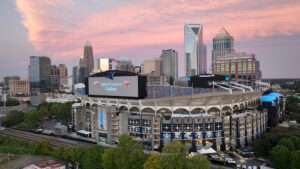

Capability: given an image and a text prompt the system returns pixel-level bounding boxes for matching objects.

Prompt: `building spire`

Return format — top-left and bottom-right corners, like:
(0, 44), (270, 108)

(215, 27), (232, 39)
(85, 40), (91, 47)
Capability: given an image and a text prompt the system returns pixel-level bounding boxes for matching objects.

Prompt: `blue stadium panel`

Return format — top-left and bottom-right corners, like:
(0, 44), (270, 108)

(260, 95), (276, 102)
(268, 92), (283, 98)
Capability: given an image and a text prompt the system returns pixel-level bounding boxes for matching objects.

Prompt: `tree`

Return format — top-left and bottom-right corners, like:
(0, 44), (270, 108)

(102, 149), (117, 169)
(116, 135), (145, 169)
(102, 134), (145, 169)
(35, 140), (53, 155)
(186, 155), (211, 169)
(38, 103), (50, 118)
(63, 147), (83, 169)
(278, 138), (295, 151)
(286, 96), (299, 115)
(253, 139), (269, 157)
(22, 111), (43, 129)
(290, 136), (300, 149)
(160, 141), (187, 169)
(270, 145), (291, 169)
(1, 111), (24, 127)
(49, 103), (61, 117)
(144, 155), (161, 169)
(59, 102), (72, 124)
(81, 145), (103, 169)
(291, 150), (300, 169)
(253, 132), (281, 157)
(152, 141), (210, 169)
(48, 102), (72, 124)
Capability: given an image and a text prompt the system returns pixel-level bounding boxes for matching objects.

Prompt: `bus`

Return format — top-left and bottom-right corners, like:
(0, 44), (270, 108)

(76, 130), (92, 138)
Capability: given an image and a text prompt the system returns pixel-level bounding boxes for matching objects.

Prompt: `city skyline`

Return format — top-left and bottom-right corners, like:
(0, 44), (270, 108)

(1, 0), (300, 79)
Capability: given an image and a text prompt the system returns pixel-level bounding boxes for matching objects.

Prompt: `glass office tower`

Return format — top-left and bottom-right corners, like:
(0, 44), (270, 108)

(184, 24), (206, 76)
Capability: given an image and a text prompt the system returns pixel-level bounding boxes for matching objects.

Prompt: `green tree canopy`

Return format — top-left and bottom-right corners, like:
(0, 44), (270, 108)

(102, 134), (145, 169)
(1, 110), (24, 127)
(186, 155), (211, 169)
(143, 154), (161, 169)
(102, 148), (117, 169)
(160, 141), (187, 169)
(291, 150), (300, 169)
(278, 138), (295, 151)
(271, 145), (291, 169)
(144, 141), (210, 169)
(81, 145), (104, 169)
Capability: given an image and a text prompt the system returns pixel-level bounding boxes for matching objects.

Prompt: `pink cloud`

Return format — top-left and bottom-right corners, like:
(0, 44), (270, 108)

(16, 0), (300, 62)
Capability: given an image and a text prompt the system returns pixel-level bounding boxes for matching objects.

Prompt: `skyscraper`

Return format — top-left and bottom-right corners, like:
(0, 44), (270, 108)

(72, 66), (78, 85)
(212, 28), (234, 68)
(143, 58), (161, 75)
(29, 56), (51, 105)
(184, 24), (207, 76)
(83, 41), (94, 73)
(50, 65), (60, 91)
(116, 60), (134, 72)
(96, 58), (117, 72)
(58, 64), (68, 89)
(160, 49), (178, 84)
(72, 64), (88, 85)
(3, 76), (20, 88)
(29, 56), (51, 92)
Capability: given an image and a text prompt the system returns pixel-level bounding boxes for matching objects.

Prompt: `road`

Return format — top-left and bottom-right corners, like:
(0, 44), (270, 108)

(0, 128), (94, 148)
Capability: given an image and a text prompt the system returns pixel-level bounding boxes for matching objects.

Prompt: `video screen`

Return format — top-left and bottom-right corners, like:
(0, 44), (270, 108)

(89, 76), (139, 98)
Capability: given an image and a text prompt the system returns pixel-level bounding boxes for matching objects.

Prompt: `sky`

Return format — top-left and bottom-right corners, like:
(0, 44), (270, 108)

(0, 0), (300, 80)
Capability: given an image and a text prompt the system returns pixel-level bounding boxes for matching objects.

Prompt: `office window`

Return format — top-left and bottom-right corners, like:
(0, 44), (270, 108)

(238, 62), (243, 72)
(231, 63), (236, 73)
(225, 63), (229, 73)
(243, 62), (247, 73)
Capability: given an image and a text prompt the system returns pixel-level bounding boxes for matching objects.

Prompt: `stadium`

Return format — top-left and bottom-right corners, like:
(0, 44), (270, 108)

(71, 70), (284, 152)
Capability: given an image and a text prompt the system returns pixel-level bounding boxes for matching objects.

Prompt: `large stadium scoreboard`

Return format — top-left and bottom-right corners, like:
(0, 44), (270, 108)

(88, 71), (147, 99)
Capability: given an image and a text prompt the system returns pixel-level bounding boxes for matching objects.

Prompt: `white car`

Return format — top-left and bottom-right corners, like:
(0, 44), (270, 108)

(225, 158), (236, 164)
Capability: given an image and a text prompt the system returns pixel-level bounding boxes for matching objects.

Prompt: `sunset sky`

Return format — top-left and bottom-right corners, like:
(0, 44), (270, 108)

(1, 0), (300, 79)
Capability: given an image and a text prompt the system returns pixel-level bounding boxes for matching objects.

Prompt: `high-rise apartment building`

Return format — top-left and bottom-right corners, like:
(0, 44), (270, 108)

(184, 24), (207, 76)
(8, 80), (30, 96)
(83, 41), (94, 73)
(212, 28), (234, 68)
(3, 76), (20, 88)
(143, 58), (161, 75)
(50, 65), (60, 91)
(160, 49), (178, 84)
(95, 58), (117, 72)
(29, 56), (51, 92)
(58, 64), (68, 89)
(29, 56), (51, 106)
(72, 66), (78, 85)
(72, 65), (88, 85)
(116, 60), (134, 72)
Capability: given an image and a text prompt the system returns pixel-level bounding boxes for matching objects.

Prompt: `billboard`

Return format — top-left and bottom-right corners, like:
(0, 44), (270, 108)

(88, 75), (146, 98)
(98, 112), (106, 130)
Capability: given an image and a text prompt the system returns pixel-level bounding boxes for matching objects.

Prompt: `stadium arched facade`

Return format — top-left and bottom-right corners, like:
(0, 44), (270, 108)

(72, 91), (268, 151)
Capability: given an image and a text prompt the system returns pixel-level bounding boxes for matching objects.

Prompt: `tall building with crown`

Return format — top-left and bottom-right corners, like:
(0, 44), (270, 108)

(184, 24), (207, 76)
(212, 28), (234, 68)
(83, 41), (94, 74)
